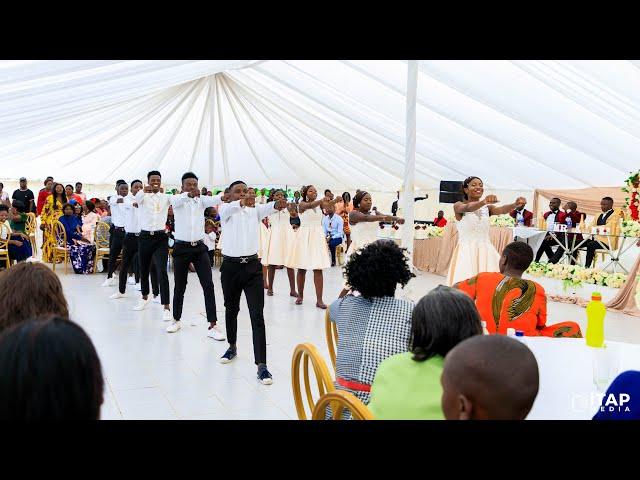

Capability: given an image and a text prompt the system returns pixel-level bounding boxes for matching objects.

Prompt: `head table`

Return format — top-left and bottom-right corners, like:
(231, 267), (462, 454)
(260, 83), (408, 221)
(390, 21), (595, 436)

(525, 337), (640, 420)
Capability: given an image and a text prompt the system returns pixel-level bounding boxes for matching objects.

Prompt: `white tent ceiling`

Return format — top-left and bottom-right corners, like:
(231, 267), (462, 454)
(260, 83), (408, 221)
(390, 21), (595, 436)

(1, 60), (638, 190)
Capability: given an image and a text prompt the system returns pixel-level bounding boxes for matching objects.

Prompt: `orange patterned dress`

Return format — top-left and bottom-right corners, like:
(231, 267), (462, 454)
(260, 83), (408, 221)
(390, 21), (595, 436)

(455, 272), (582, 338)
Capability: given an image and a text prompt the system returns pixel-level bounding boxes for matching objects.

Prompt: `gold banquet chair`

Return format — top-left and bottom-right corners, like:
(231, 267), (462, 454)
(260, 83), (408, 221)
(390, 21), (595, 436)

(325, 310), (338, 373)
(312, 390), (374, 420)
(0, 223), (11, 269)
(291, 343), (335, 420)
(93, 221), (111, 274)
(25, 212), (38, 257)
(51, 221), (70, 274)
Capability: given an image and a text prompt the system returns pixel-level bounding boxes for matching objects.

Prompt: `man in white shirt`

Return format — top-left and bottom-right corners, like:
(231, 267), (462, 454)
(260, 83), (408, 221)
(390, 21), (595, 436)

(101, 182), (129, 286)
(164, 172), (225, 338)
(218, 180), (288, 385)
(132, 170), (172, 320)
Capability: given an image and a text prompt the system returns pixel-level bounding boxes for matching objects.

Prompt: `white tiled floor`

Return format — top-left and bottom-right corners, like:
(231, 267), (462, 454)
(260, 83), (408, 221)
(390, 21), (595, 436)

(58, 264), (640, 420)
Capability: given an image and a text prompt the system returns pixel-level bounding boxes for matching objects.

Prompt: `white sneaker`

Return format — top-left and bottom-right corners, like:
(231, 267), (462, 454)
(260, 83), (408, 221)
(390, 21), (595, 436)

(135, 283), (141, 291)
(133, 299), (150, 311)
(127, 276), (136, 285)
(207, 324), (226, 341)
(152, 296), (161, 304)
(166, 321), (181, 333)
(162, 309), (173, 322)
(110, 292), (126, 300)
(101, 277), (114, 287)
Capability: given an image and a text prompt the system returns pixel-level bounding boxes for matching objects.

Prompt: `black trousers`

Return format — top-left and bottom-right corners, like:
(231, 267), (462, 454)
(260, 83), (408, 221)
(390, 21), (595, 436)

(138, 232), (170, 305)
(584, 239), (608, 268)
(207, 250), (215, 268)
(328, 237), (343, 265)
(535, 236), (557, 262)
(549, 233), (579, 264)
(172, 242), (217, 324)
(107, 228), (125, 278)
(118, 234), (158, 294)
(220, 258), (266, 365)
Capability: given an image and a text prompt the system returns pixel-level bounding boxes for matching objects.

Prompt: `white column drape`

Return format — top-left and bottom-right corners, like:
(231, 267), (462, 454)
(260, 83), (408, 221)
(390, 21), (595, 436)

(401, 61), (418, 268)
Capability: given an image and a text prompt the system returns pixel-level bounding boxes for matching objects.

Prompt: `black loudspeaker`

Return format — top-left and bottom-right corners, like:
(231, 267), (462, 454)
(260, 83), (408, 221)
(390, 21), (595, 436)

(439, 180), (464, 204)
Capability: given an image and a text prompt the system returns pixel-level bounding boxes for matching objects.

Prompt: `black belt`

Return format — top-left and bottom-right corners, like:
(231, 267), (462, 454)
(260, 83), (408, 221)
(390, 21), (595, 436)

(223, 254), (258, 264)
(174, 239), (204, 247)
(113, 226), (125, 232)
(140, 230), (165, 236)
(126, 232), (141, 237)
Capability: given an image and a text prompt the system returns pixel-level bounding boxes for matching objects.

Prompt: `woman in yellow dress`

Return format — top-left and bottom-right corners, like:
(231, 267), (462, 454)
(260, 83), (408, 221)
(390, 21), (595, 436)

(41, 183), (67, 263)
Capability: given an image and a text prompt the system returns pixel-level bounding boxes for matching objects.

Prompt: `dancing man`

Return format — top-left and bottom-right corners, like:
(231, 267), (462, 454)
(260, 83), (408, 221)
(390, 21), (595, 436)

(133, 171), (172, 321)
(101, 181), (128, 287)
(165, 172), (225, 340)
(218, 180), (288, 385)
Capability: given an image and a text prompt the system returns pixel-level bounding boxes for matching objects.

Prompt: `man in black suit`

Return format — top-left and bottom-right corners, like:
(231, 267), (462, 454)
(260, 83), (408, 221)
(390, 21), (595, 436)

(584, 197), (616, 268)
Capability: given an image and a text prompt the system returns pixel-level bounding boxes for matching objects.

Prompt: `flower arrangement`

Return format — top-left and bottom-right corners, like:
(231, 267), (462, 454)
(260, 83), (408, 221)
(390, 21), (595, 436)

(526, 262), (627, 289)
(621, 170), (640, 221)
(413, 225), (444, 239)
(489, 214), (516, 227)
(621, 219), (640, 238)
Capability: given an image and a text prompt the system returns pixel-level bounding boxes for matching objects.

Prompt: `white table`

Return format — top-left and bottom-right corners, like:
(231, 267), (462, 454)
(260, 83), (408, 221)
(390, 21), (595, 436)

(525, 337), (640, 419)
(512, 226), (547, 255)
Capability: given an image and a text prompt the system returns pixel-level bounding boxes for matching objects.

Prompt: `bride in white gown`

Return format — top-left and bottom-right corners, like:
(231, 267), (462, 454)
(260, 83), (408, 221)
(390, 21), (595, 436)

(447, 176), (518, 286)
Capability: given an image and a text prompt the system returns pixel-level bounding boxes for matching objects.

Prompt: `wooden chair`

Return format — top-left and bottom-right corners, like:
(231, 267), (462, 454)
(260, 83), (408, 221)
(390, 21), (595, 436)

(312, 390), (374, 420)
(25, 212), (38, 257)
(291, 343), (335, 420)
(51, 221), (70, 274)
(0, 223), (11, 269)
(325, 310), (338, 373)
(94, 222), (111, 273)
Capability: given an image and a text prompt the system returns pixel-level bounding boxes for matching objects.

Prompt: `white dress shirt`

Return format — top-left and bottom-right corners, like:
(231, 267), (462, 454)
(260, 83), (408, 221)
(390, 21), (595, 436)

(218, 201), (276, 257)
(109, 195), (127, 227)
(123, 194), (141, 234)
(134, 190), (172, 232)
(169, 193), (224, 243)
(546, 211), (558, 231)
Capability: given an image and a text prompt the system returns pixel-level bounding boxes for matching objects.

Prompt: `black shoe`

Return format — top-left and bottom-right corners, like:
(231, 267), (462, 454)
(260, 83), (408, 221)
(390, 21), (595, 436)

(219, 348), (237, 364)
(257, 366), (273, 385)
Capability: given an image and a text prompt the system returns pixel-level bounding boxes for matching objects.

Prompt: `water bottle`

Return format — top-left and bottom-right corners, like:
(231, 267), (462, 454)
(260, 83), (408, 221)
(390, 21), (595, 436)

(586, 292), (606, 348)
(566, 216), (573, 229)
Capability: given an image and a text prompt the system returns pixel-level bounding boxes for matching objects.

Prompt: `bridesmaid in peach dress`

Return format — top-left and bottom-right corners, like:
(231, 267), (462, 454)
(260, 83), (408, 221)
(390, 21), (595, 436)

(447, 176), (518, 286)
(287, 185), (342, 309)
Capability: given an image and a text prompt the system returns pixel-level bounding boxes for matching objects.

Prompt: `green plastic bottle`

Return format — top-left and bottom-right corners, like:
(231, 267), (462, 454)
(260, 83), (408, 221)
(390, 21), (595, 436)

(586, 292), (606, 348)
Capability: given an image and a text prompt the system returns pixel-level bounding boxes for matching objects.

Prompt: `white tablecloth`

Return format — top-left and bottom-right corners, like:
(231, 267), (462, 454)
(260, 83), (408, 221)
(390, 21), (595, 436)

(525, 337), (640, 419)
(512, 226), (547, 256)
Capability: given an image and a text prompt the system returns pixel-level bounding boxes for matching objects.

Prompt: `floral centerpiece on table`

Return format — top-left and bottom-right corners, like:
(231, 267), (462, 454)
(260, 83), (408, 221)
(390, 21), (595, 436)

(621, 219), (640, 237)
(622, 170), (640, 221)
(489, 214), (516, 227)
(525, 262), (627, 289)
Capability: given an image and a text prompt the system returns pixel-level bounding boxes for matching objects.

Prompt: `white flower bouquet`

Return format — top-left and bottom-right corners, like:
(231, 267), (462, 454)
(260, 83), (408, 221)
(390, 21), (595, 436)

(525, 262), (627, 289)
(621, 220), (640, 237)
(489, 214), (516, 227)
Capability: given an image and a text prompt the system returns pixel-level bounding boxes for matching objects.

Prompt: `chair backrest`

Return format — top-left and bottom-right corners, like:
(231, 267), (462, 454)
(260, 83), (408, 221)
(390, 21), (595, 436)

(325, 310), (338, 373)
(0, 222), (10, 249)
(25, 213), (37, 235)
(291, 343), (335, 420)
(312, 390), (374, 420)
(54, 221), (67, 248)
(95, 222), (110, 248)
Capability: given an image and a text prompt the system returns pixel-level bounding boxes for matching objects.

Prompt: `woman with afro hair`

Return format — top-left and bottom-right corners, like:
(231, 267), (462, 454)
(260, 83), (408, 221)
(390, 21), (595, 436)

(328, 240), (415, 411)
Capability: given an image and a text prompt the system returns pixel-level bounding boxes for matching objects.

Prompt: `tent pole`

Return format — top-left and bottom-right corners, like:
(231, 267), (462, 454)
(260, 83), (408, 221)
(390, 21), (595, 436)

(208, 75), (216, 190)
(401, 60), (418, 270)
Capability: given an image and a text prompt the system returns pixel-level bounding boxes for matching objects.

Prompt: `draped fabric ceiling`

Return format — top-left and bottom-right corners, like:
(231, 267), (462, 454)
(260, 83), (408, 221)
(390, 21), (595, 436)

(1, 60), (639, 192)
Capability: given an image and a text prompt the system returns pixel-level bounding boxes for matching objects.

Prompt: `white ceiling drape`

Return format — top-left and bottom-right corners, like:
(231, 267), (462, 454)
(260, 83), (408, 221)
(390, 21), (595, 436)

(0, 60), (637, 190)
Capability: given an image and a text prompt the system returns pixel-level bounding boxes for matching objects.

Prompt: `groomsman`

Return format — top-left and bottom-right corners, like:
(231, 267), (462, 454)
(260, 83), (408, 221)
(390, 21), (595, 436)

(133, 171), (172, 321)
(101, 181), (129, 287)
(218, 180), (288, 385)
(165, 172), (225, 338)
(535, 198), (563, 262)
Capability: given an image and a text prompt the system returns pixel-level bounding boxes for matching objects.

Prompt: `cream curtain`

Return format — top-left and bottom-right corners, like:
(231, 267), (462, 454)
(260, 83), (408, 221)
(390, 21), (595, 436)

(533, 187), (626, 218)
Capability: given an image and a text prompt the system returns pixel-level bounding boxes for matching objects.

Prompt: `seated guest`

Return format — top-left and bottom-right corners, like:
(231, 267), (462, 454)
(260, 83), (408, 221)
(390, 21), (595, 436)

(593, 370), (640, 420)
(0, 205), (32, 263)
(433, 210), (447, 227)
(584, 197), (620, 268)
(549, 201), (582, 264)
(81, 200), (100, 243)
(509, 197), (533, 226)
(0, 317), (104, 420)
(322, 202), (344, 267)
(329, 240), (415, 409)
(9, 200), (28, 234)
(455, 241), (582, 337)
(59, 203), (91, 244)
(535, 197), (563, 262)
(368, 286), (482, 420)
(441, 335), (539, 420)
(0, 262), (69, 332)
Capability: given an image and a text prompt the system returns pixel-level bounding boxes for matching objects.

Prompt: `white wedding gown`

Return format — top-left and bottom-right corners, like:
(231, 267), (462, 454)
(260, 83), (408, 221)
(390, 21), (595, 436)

(446, 205), (500, 286)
